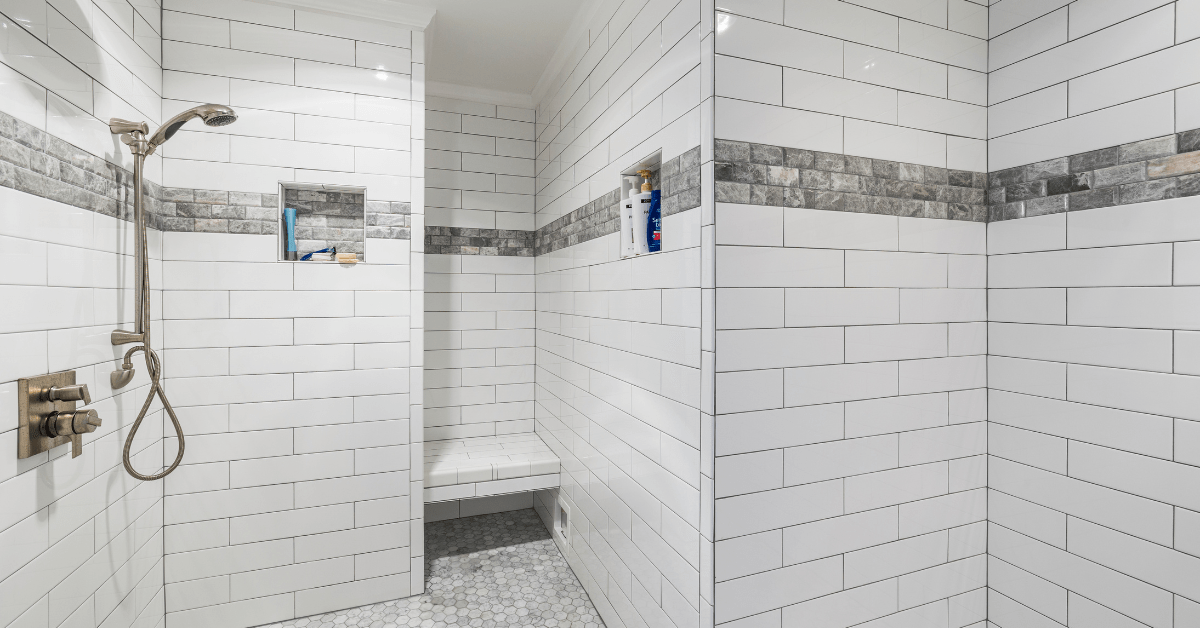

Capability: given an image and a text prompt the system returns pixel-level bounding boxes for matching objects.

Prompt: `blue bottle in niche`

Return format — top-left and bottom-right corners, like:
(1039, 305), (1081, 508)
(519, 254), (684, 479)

(647, 189), (661, 252)
(283, 207), (298, 260)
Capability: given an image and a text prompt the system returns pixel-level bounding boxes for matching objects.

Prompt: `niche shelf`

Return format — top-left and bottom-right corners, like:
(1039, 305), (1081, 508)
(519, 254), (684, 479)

(619, 149), (663, 259)
(277, 182), (368, 262)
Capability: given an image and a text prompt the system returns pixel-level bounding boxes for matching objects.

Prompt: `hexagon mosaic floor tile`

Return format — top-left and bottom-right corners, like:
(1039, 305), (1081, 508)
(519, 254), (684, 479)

(261, 509), (604, 628)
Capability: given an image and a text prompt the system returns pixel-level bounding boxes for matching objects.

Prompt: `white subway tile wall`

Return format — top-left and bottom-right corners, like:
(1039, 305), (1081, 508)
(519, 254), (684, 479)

(534, 0), (704, 228)
(0, 186), (167, 628)
(0, 0), (167, 621)
(714, 2), (990, 627)
(425, 96), (536, 231)
(713, 207), (988, 628)
(158, 231), (421, 628)
(422, 96), (537, 447)
(424, 251), (536, 441)
(0, 0), (164, 179)
(715, 0), (988, 171)
(159, 0), (420, 200)
(154, 1), (425, 624)
(988, 0), (1200, 170)
(985, 194), (1200, 628)
(534, 220), (708, 628)
(532, 3), (707, 628)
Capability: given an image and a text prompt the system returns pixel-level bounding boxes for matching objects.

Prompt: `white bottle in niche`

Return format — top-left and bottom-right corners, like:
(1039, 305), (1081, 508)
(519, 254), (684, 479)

(621, 178), (636, 258)
(631, 169), (652, 255)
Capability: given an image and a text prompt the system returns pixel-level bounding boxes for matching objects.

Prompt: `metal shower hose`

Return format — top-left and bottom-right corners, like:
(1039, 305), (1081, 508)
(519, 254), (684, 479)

(121, 155), (185, 481)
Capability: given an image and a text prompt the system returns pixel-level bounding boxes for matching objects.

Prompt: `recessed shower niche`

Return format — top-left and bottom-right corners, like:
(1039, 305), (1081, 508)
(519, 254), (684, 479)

(619, 149), (663, 258)
(278, 182), (367, 262)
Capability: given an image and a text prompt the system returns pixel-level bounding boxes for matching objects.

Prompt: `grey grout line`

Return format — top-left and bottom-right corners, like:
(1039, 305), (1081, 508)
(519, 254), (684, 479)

(990, 4), (1185, 90)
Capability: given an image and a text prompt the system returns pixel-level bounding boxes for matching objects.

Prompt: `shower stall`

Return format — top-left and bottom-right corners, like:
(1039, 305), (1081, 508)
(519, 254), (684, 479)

(3, 1), (1200, 628)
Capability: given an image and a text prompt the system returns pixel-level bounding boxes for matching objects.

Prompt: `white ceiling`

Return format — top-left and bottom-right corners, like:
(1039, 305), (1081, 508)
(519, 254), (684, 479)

(411, 0), (590, 105)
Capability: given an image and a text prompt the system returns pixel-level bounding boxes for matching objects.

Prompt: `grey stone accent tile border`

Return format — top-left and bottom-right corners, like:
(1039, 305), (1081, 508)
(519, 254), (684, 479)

(989, 128), (1200, 221)
(660, 146), (703, 218)
(160, 188), (281, 235)
(0, 109), (410, 239)
(365, 200), (412, 240)
(0, 109), (153, 222)
(530, 146), (702, 256)
(423, 146), (701, 257)
(161, 190), (412, 240)
(531, 188), (621, 257)
(162, 189), (410, 238)
(425, 226), (535, 256)
(714, 139), (988, 222)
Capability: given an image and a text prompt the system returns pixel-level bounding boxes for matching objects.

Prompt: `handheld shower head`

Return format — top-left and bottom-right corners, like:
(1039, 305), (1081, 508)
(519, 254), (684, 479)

(148, 104), (237, 151)
(203, 111), (238, 127)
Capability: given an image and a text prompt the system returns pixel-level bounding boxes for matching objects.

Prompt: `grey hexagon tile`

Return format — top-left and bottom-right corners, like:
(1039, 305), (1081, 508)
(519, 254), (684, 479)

(260, 510), (604, 628)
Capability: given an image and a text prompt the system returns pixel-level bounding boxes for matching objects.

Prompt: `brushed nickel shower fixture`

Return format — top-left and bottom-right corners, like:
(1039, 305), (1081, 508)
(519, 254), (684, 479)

(109, 104), (238, 481)
(17, 371), (102, 459)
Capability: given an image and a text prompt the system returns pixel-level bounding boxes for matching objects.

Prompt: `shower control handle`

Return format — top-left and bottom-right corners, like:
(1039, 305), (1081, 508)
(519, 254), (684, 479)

(47, 384), (91, 405)
(42, 409), (102, 438)
(17, 370), (100, 460)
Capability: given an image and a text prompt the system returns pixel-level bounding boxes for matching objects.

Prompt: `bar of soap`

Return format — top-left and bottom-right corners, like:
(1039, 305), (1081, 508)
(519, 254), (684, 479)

(336, 253), (358, 264)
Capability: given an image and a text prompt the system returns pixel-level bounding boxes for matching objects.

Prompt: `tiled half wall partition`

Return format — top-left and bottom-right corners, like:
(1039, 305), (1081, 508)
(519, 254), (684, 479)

(157, 0), (426, 625)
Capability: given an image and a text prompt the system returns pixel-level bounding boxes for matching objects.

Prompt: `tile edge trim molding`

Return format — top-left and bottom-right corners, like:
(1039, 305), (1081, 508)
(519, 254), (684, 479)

(424, 145), (702, 257)
(988, 128), (1200, 222)
(0, 110), (411, 239)
(713, 139), (989, 223)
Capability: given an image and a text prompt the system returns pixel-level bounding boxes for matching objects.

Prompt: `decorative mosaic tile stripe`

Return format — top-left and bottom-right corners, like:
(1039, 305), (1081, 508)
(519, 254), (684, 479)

(0, 109), (154, 222)
(424, 227), (535, 256)
(423, 146), (701, 257)
(659, 146), (703, 217)
(714, 139), (988, 222)
(159, 188), (280, 235)
(161, 189), (411, 239)
(531, 188), (621, 257)
(988, 129), (1200, 222)
(0, 109), (410, 239)
(365, 200), (412, 240)
(530, 146), (702, 256)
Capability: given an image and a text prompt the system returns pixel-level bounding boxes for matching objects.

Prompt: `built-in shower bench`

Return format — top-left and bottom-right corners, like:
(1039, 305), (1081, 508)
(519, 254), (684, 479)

(423, 432), (560, 503)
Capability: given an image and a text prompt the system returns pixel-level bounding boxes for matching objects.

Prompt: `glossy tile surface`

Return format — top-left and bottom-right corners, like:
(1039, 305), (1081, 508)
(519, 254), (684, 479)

(262, 510), (603, 628)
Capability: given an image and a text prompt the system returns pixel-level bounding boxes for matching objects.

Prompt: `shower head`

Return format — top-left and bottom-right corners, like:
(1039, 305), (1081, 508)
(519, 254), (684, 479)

(148, 104), (237, 151)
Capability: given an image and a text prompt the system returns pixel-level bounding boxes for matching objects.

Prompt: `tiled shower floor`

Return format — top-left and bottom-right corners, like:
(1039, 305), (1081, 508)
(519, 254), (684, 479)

(263, 510), (604, 628)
